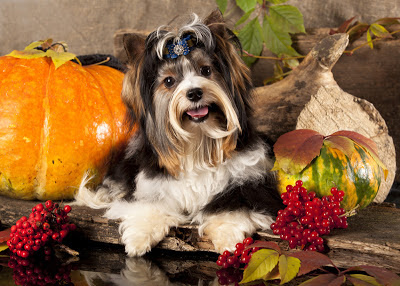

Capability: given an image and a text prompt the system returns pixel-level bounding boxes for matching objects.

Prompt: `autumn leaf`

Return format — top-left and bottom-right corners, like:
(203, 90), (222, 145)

(45, 49), (78, 69)
(348, 274), (381, 286)
(299, 274), (345, 286)
(346, 265), (400, 286)
(279, 254), (301, 284)
(288, 250), (335, 276)
(6, 39), (79, 70)
(329, 131), (388, 179)
(0, 243), (8, 253)
(240, 249), (280, 284)
(323, 136), (355, 159)
(0, 228), (11, 243)
(272, 129), (324, 174)
(369, 23), (392, 39)
(245, 240), (282, 254)
(7, 48), (46, 59)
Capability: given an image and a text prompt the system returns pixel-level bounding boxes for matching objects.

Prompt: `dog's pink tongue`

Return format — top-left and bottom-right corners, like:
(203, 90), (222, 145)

(186, 106), (209, 118)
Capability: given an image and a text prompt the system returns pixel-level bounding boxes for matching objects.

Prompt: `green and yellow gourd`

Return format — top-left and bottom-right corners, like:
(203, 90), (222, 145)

(273, 130), (388, 211)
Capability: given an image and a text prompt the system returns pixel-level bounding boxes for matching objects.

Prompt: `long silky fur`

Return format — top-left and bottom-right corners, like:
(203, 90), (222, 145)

(122, 13), (253, 176)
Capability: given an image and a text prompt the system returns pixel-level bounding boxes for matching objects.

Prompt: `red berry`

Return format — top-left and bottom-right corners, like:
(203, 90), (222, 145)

(295, 180), (303, 187)
(243, 237), (253, 246)
(64, 205), (72, 213)
(222, 251), (231, 257)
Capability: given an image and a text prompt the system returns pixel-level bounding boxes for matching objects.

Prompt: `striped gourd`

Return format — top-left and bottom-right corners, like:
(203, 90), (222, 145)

(273, 130), (387, 211)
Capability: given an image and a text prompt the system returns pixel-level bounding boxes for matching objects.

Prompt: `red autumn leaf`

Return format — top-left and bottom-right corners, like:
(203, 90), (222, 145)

(273, 129), (324, 175)
(245, 241), (282, 254)
(347, 275), (380, 286)
(337, 16), (357, 33)
(323, 136), (355, 159)
(345, 265), (400, 286)
(329, 131), (388, 179)
(0, 228), (11, 243)
(287, 250), (336, 276)
(299, 273), (344, 286)
(375, 17), (400, 27)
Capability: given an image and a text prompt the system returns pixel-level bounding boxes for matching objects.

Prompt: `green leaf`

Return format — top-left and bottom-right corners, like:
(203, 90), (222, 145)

(282, 56), (299, 69)
(240, 249), (280, 284)
(235, 8), (255, 26)
(238, 17), (264, 66)
(272, 129), (324, 175)
(369, 23), (392, 38)
(367, 28), (373, 49)
(236, 0), (258, 13)
(45, 49), (78, 69)
(266, 0), (289, 4)
(216, 0), (228, 14)
(279, 255), (301, 285)
(348, 274), (382, 286)
(263, 16), (300, 57)
(269, 5), (305, 34)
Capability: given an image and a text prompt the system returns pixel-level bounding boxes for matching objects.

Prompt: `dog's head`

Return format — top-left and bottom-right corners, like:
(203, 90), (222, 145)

(122, 10), (254, 176)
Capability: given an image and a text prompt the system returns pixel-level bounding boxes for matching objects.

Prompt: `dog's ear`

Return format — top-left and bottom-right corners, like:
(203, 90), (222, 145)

(123, 33), (146, 63)
(204, 9), (226, 37)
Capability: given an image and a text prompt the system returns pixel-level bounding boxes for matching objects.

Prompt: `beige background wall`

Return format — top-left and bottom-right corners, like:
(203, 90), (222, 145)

(1, 0), (399, 56)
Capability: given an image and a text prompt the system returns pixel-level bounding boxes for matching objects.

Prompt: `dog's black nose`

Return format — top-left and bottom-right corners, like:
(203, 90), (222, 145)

(186, 88), (203, 102)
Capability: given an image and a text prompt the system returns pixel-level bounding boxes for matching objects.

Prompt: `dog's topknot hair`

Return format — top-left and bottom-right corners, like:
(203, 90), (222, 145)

(147, 13), (215, 60)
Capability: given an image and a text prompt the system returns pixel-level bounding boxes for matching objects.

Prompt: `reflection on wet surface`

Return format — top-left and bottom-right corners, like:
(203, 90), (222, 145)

(0, 241), (222, 286)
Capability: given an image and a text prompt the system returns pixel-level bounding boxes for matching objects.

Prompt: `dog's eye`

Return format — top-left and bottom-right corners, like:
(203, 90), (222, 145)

(200, 66), (212, 77)
(163, 77), (175, 88)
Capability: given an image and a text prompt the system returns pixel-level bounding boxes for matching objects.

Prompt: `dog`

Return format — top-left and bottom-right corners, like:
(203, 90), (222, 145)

(75, 10), (283, 257)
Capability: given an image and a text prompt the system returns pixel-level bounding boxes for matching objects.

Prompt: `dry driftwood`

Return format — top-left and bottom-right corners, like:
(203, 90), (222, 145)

(252, 33), (396, 203)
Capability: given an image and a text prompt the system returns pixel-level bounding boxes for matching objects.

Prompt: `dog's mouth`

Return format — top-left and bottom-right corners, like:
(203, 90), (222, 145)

(185, 106), (210, 123)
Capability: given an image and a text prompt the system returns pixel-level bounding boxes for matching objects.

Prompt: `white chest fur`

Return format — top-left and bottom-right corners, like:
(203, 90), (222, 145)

(133, 142), (271, 217)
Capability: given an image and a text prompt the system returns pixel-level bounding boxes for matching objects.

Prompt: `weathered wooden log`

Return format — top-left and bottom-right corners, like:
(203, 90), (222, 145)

(253, 33), (396, 203)
(0, 196), (399, 272)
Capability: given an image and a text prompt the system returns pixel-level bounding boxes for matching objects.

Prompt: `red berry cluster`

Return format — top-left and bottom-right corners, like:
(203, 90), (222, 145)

(7, 200), (76, 258)
(270, 180), (348, 252)
(216, 237), (259, 269)
(8, 251), (74, 286)
(216, 268), (243, 286)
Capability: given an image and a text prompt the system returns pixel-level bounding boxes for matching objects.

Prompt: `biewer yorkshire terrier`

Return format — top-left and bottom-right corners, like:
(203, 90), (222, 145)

(75, 10), (282, 257)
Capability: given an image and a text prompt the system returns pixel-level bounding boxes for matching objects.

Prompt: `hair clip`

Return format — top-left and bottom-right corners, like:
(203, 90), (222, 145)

(164, 35), (195, 59)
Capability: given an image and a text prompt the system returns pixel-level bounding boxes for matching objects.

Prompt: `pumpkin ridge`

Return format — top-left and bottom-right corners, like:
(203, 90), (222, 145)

(82, 66), (117, 147)
(35, 59), (53, 199)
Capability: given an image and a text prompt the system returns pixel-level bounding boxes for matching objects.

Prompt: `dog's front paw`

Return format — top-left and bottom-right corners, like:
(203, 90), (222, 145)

(205, 222), (246, 253)
(119, 217), (171, 257)
(200, 211), (274, 253)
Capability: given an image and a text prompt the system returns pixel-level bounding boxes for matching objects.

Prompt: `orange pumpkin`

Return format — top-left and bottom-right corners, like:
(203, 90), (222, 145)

(0, 48), (132, 200)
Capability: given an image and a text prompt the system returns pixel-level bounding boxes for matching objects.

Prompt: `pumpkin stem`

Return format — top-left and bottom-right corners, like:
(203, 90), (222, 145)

(87, 57), (111, 66)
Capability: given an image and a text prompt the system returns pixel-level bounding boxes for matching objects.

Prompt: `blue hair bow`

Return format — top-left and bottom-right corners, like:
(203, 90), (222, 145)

(164, 35), (195, 59)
